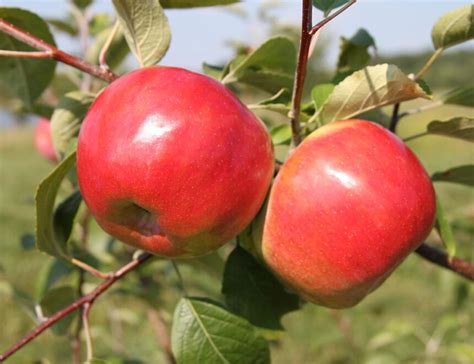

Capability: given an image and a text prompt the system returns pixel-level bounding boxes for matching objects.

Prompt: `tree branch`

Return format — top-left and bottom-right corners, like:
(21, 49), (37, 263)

(416, 243), (474, 281)
(289, 0), (357, 147)
(0, 19), (118, 83)
(0, 252), (153, 362)
(147, 309), (176, 364)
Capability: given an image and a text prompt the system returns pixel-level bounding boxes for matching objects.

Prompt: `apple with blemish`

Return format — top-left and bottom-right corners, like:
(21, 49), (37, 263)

(262, 120), (436, 308)
(77, 66), (274, 258)
(35, 118), (57, 163)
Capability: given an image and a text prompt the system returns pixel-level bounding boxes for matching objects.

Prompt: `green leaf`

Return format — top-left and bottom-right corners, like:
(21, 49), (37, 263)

(161, 0), (239, 8)
(202, 63), (226, 80)
(312, 83), (335, 112)
(35, 259), (74, 299)
(51, 91), (95, 158)
(20, 234), (36, 250)
(319, 64), (429, 124)
(426, 117), (474, 142)
(53, 190), (83, 247)
(434, 197), (457, 258)
(0, 8), (56, 109)
(74, 0), (93, 9)
(270, 124), (292, 146)
(172, 297), (270, 364)
(47, 19), (78, 36)
(222, 246), (300, 331)
(416, 79), (432, 97)
(40, 286), (76, 335)
(223, 37), (296, 94)
(432, 4), (474, 49)
(35, 152), (77, 259)
(432, 165), (474, 187)
(312, 0), (350, 16)
(86, 26), (130, 70)
(337, 28), (376, 73)
(441, 86), (474, 107)
(89, 13), (113, 35)
(112, 0), (171, 67)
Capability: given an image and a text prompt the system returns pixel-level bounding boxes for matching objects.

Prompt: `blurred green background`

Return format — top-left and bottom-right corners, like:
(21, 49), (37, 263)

(1, 1), (473, 363)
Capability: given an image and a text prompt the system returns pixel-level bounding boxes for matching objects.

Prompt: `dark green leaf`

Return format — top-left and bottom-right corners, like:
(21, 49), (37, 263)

(259, 89), (292, 105)
(172, 297), (270, 364)
(86, 26), (130, 70)
(312, 83), (335, 112)
(426, 117), (474, 142)
(35, 152), (77, 259)
(222, 246), (300, 330)
(416, 79), (432, 97)
(434, 197), (457, 258)
(270, 124), (292, 146)
(432, 4), (474, 49)
(20, 234), (35, 250)
(202, 63), (226, 80)
(222, 37), (296, 93)
(50, 91), (95, 158)
(35, 258), (75, 299)
(319, 64), (430, 123)
(337, 28), (376, 72)
(40, 286), (76, 335)
(442, 86), (474, 107)
(161, 0), (239, 8)
(53, 190), (83, 248)
(112, 0), (170, 67)
(0, 8), (56, 109)
(47, 19), (78, 36)
(74, 0), (93, 9)
(312, 0), (350, 16)
(432, 165), (474, 187)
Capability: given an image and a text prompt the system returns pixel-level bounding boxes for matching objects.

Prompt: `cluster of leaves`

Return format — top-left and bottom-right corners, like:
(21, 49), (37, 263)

(0, 1), (473, 363)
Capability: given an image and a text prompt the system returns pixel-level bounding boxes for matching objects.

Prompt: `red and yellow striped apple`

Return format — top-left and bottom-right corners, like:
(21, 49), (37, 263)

(34, 117), (57, 163)
(262, 120), (436, 308)
(77, 67), (274, 258)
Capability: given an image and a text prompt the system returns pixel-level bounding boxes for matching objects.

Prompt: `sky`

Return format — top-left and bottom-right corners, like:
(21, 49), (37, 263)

(0, 0), (472, 71)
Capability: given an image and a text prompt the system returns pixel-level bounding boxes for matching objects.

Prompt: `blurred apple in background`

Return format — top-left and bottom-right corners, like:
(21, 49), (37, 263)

(34, 118), (57, 163)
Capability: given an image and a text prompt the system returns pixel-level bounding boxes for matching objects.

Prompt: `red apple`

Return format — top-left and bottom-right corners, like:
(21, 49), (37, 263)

(77, 66), (274, 258)
(35, 117), (57, 163)
(262, 120), (436, 308)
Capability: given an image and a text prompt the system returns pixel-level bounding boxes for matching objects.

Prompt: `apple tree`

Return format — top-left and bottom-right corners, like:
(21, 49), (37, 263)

(0, 1), (473, 363)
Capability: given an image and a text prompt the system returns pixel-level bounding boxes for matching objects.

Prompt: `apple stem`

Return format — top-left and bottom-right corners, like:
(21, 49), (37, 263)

(70, 257), (111, 280)
(172, 261), (188, 296)
(0, 18), (118, 83)
(289, 0), (357, 147)
(0, 252), (153, 362)
(416, 243), (474, 281)
(99, 20), (120, 72)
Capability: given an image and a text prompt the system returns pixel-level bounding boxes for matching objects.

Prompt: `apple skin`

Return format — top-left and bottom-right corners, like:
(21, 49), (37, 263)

(77, 66), (274, 258)
(262, 120), (436, 309)
(35, 118), (57, 163)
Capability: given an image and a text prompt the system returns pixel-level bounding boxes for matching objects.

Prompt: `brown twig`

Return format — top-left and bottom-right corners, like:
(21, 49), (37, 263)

(147, 309), (176, 364)
(71, 270), (85, 364)
(0, 252), (153, 362)
(0, 19), (118, 83)
(389, 102), (400, 132)
(82, 303), (93, 361)
(416, 243), (474, 281)
(289, 0), (356, 147)
(0, 50), (51, 58)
